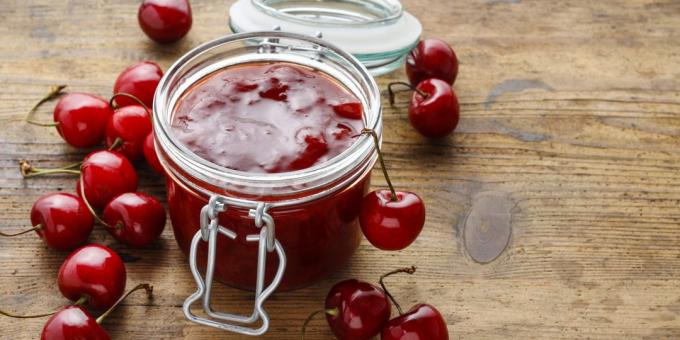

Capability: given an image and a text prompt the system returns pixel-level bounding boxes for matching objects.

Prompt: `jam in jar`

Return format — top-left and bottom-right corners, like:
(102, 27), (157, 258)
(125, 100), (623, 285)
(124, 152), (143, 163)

(153, 32), (382, 294)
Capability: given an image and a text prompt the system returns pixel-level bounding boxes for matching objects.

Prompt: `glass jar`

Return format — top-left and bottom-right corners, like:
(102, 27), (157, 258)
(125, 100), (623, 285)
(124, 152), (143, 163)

(152, 31), (381, 335)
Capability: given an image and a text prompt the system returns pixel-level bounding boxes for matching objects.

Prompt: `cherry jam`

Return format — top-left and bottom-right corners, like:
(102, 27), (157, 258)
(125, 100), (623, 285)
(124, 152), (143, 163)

(166, 62), (370, 290)
(172, 63), (364, 173)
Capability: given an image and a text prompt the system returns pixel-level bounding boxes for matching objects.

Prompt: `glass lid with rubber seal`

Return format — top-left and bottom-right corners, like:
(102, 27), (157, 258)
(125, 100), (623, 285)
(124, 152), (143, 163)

(229, 0), (422, 76)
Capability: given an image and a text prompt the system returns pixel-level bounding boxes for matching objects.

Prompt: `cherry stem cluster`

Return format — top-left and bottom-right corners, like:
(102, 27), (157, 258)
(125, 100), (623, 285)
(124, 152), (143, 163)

(0, 224), (42, 237)
(96, 283), (153, 324)
(361, 128), (397, 201)
(301, 308), (339, 340)
(379, 266), (417, 315)
(386, 82), (428, 106)
(25, 85), (67, 127)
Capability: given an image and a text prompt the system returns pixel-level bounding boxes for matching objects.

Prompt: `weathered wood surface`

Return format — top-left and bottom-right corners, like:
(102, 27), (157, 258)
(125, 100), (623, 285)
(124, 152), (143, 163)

(1, 0), (680, 339)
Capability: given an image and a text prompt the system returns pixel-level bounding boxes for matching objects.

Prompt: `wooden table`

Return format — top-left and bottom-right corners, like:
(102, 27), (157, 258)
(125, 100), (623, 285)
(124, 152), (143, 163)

(1, 1), (679, 339)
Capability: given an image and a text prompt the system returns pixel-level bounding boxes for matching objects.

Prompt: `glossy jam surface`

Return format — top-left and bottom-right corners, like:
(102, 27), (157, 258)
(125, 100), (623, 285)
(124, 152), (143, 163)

(171, 63), (364, 173)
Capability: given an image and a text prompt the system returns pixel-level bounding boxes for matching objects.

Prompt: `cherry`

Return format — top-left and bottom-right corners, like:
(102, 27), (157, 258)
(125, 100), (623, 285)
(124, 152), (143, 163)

(302, 279), (391, 340)
(78, 150), (138, 209)
(381, 304), (449, 340)
(138, 0), (192, 44)
(378, 267), (449, 340)
(143, 133), (165, 174)
(112, 61), (163, 108)
(360, 190), (425, 251)
(0, 193), (93, 251)
(41, 284), (152, 340)
(102, 192), (166, 247)
(105, 105), (151, 161)
(53, 93), (115, 148)
(40, 306), (110, 340)
(58, 244), (126, 310)
(388, 79), (460, 138)
(358, 129), (426, 250)
(406, 38), (458, 86)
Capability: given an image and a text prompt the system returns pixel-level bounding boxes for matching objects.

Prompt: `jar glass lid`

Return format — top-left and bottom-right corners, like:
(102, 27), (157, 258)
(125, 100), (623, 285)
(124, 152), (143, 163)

(229, 0), (422, 75)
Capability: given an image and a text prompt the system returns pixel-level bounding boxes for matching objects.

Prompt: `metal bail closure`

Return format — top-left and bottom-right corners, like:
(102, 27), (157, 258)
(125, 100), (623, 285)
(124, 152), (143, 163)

(183, 196), (287, 336)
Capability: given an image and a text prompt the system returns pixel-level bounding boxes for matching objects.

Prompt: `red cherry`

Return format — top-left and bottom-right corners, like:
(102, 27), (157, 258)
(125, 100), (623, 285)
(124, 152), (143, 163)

(143, 133), (165, 174)
(29, 193), (94, 251)
(138, 0), (192, 43)
(53, 93), (114, 148)
(58, 244), (126, 310)
(409, 79), (460, 138)
(406, 38), (458, 86)
(381, 304), (449, 340)
(360, 190), (425, 251)
(113, 61), (163, 108)
(41, 306), (110, 340)
(332, 101), (363, 120)
(103, 192), (166, 247)
(324, 279), (391, 339)
(78, 150), (138, 209)
(105, 105), (152, 161)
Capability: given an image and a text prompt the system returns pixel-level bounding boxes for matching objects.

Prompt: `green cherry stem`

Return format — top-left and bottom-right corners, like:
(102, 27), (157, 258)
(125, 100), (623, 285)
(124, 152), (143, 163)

(19, 160), (80, 178)
(108, 137), (124, 151)
(95, 283), (153, 324)
(379, 266), (417, 315)
(78, 175), (109, 227)
(361, 128), (397, 201)
(386, 81), (428, 106)
(0, 295), (87, 319)
(25, 85), (67, 127)
(109, 93), (150, 113)
(0, 224), (42, 237)
(301, 308), (339, 340)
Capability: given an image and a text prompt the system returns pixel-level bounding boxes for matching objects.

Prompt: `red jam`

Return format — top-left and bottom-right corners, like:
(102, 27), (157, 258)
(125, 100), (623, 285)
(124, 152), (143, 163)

(166, 62), (369, 290)
(171, 63), (364, 173)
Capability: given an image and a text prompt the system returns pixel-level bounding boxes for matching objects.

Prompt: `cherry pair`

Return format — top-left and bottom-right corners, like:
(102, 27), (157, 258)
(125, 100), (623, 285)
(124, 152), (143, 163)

(303, 267), (448, 339)
(43, 244), (152, 340)
(388, 38), (461, 139)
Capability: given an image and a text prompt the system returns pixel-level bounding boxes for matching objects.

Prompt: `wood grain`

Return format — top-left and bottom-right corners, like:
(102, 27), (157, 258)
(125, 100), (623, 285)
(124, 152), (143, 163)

(1, 0), (680, 339)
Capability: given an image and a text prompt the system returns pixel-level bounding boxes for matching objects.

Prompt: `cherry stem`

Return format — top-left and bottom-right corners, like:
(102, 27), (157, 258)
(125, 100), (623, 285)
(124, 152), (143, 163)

(361, 128), (397, 201)
(379, 266), (417, 315)
(108, 137), (123, 151)
(25, 85), (66, 127)
(0, 295), (88, 319)
(20, 160), (80, 178)
(386, 82), (428, 106)
(78, 176), (109, 227)
(109, 93), (150, 114)
(96, 283), (153, 324)
(301, 308), (339, 340)
(0, 224), (42, 237)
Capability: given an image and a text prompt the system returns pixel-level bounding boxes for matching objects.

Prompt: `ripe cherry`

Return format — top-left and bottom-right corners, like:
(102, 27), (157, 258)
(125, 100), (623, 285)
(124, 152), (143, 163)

(388, 79), (460, 138)
(58, 244), (126, 310)
(0, 193), (93, 251)
(103, 192), (166, 247)
(105, 105), (152, 161)
(381, 304), (449, 340)
(379, 267), (449, 340)
(302, 279), (391, 340)
(143, 133), (165, 174)
(406, 38), (458, 86)
(112, 61), (163, 108)
(41, 284), (152, 340)
(138, 0), (192, 43)
(358, 129), (426, 250)
(53, 93), (115, 148)
(360, 190), (425, 251)
(40, 306), (110, 340)
(78, 150), (138, 209)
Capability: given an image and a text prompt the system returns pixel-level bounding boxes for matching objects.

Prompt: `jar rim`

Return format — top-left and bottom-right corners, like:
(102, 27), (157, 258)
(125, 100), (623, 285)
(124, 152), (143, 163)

(152, 31), (382, 198)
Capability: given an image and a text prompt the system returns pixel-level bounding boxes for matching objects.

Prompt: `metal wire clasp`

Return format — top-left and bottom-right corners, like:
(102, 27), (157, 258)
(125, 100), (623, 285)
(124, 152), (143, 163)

(183, 196), (286, 336)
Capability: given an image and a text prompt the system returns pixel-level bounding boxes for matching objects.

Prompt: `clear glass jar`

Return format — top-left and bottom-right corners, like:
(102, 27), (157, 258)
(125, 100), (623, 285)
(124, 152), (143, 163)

(152, 31), (382, 334)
